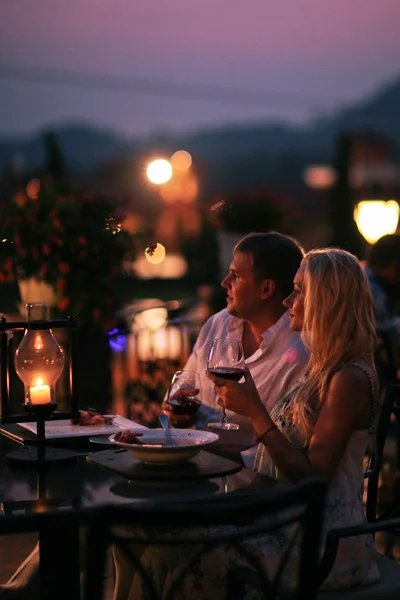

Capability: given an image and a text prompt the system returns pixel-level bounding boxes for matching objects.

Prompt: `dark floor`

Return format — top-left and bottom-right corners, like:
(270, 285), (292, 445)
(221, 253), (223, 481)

(0, 534), (115, 599)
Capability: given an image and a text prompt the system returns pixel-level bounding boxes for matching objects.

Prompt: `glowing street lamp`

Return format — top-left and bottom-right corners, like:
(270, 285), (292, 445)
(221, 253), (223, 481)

(353, 200), (400, 244)
(146, 159), (172, 185)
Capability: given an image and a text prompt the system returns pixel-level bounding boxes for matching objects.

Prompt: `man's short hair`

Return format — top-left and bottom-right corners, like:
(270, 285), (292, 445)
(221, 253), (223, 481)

(368, 234), (400, 270)
(234, 232), (304, 297)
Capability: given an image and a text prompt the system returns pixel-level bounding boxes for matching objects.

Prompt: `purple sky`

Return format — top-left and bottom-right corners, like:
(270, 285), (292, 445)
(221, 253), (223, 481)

(1, 0), (400, 137)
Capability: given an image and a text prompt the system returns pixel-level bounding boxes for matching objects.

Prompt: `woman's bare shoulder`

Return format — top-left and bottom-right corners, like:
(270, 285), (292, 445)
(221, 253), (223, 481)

(326, 363), (375, 428)
(330, 363), (374, 394)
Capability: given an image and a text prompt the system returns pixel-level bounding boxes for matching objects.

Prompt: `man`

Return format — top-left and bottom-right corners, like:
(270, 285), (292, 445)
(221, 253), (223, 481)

(163, 231), (309, 453)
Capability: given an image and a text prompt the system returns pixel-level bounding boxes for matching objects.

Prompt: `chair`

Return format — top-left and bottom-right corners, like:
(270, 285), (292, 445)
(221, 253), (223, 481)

(83, 477), (327, 600)
(317, 519), (400, 600)
(364, 383), (400, 524)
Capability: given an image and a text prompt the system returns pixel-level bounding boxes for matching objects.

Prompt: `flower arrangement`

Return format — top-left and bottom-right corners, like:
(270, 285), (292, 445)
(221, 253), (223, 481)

(0, 176), (137, 327)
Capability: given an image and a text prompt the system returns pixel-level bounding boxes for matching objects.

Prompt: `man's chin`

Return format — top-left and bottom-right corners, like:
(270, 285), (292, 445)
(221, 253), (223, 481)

(226, 302), (239, 317)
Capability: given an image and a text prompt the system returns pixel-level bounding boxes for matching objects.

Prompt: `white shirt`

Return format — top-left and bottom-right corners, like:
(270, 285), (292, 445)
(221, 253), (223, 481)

(184, 308), (309, 448)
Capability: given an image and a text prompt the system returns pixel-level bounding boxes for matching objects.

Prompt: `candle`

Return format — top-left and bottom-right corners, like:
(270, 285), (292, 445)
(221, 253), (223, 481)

(30, 381), (51, 404)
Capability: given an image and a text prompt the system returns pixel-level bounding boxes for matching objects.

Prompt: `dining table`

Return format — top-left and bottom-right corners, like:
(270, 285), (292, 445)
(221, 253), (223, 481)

(0, 417), (275, 600)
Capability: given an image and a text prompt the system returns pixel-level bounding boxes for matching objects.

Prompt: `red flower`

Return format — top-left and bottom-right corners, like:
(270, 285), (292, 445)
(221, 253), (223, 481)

(58, 262), (70, 273)
(58, 297), (70, 311)
(4, 257), (13, 272)
(55, 278), (66, 291)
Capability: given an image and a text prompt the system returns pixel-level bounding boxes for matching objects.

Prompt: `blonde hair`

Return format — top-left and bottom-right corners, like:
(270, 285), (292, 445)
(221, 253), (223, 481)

(293, 248), (376, 442)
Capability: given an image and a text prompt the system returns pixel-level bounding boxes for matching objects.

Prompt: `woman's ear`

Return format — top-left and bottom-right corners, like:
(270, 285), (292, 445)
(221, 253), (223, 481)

(260, 279), (276, 299)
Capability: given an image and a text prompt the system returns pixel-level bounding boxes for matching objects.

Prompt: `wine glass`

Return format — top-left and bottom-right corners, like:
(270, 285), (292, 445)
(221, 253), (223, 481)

(206, 338), (245, 431)
(166, 370), (202, 418)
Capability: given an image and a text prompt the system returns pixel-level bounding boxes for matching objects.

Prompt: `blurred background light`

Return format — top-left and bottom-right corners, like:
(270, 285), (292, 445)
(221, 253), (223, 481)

(171, 150), (192, 171)
(26, 178), (40, 199)
(135, 307), (168, 332)
(353, 200), (400, 244)
(146, 159), (173, 184)
(145, 243), (166, 264)
(303, 165), (337, 190)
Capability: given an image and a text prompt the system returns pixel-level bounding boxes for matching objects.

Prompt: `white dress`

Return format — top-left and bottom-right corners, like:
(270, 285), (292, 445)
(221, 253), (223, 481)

(254, 370), (380, 589)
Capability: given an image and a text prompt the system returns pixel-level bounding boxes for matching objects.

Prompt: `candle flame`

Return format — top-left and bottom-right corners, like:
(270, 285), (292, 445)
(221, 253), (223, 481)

(35, 378), (43, 387)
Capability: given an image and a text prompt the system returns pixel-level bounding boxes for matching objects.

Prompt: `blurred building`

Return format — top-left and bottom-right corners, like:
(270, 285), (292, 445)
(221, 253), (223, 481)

(350, 134), (400, 206)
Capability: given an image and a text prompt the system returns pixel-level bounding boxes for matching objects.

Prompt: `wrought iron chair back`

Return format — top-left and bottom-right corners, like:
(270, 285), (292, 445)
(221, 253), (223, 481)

(364, 383), (400, 524)
(84, 477), (327, 600)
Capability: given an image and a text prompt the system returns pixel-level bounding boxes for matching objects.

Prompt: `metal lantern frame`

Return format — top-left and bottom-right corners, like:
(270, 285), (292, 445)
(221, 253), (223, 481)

(0, 314), (80, 466)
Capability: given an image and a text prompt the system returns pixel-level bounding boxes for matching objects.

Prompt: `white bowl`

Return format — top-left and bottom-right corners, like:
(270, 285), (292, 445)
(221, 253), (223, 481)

(109, 429), (219, 464)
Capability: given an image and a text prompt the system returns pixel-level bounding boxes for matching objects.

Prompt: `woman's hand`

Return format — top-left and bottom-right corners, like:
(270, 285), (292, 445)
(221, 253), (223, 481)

(206, 367), (266, 421)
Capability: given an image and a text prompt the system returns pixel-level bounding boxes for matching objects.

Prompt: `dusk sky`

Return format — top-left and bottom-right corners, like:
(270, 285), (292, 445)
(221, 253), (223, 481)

(1, 0), (400, 138)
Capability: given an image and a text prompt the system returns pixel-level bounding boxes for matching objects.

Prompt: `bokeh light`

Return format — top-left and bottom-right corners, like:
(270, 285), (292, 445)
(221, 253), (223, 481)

(145, 243), (166, 264)
(136, 307), (168, 332)
(303, 166), (336, 190)
(353, 200), (400, 244)
(171, 150), (192, 171)
(146, 159), (172, 184)
(26, 178), (40, 199)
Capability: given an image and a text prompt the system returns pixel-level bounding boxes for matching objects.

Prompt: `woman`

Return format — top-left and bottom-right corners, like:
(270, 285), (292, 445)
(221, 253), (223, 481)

(119, 248), (380, 599)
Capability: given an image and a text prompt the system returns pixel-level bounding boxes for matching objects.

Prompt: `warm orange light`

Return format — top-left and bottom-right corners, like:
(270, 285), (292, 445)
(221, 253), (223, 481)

(34, 334), (44, 351)
(26, 178), (40, 199)
(171, 150), (192, 171)
(30, 379), (51, 404)
(145, 243), (166, 264)
(354, 200), (400, 244)
(303, 166), (336, 190)
(146, 159), (172, 185)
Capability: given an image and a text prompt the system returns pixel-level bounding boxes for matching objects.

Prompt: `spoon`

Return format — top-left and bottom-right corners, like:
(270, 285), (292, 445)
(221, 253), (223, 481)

(158, 413), (173, 446)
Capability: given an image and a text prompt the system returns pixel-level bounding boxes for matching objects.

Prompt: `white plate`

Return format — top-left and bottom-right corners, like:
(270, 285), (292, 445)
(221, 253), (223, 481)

(17, 416), (147, 439)
(109, 429), (219, 464)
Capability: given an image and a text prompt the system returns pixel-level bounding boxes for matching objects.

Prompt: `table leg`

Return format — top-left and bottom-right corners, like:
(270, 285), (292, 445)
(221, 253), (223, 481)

(39, 524), (81, 600)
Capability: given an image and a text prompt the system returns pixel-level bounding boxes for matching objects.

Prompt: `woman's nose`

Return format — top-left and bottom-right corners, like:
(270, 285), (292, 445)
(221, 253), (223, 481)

(283, 292), (293, 309)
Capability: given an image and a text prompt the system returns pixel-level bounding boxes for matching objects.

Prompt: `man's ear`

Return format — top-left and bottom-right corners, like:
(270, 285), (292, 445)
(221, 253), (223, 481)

(260, 279), (276, 299)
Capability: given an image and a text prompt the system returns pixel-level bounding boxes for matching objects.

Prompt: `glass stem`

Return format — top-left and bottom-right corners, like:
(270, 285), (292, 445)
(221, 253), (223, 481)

(220, 407), (228, 424)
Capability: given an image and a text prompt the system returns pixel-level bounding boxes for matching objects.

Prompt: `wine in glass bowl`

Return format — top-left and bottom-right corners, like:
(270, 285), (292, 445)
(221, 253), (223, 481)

(207, 338), (245, 430)
(166, 370), (202, 416)
(206, 366), (246, 381)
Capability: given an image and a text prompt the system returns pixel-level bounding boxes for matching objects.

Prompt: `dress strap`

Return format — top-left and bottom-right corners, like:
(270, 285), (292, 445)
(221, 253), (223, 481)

(351, 361), (378, 433)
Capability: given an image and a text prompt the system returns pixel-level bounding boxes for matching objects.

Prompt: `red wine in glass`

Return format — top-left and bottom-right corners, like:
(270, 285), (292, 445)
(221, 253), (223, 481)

(166, 370), (202, 417)
(207, 367), (246, 382)
(206, 338), (244, 430)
